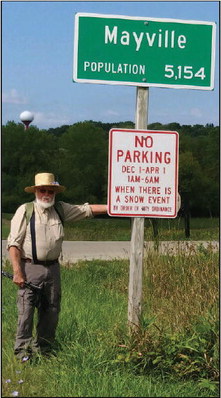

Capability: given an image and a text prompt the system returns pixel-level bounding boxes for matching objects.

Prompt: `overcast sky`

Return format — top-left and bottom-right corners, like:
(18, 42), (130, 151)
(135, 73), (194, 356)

(2, 1), (220, 129)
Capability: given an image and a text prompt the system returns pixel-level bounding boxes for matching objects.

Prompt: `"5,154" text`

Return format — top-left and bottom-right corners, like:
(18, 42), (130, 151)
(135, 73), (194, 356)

(164, 65), (206, 80)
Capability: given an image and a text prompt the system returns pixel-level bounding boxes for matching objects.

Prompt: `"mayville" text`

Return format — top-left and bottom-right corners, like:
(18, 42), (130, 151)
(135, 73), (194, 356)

(105, 25), (187, 51)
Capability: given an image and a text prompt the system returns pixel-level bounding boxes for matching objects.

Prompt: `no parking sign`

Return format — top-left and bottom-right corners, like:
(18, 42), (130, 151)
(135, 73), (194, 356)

(108, 128), (179, 218)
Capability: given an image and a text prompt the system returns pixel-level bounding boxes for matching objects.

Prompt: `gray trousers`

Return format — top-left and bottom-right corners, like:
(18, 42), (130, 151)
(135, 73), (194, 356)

(14, 260), (61, 356)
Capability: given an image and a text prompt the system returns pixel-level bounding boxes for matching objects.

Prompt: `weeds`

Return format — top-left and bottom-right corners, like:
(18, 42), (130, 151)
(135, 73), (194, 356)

(2, 251), (219, 397)
(142, 249), (219, 332)
(114, 315), (219, 381)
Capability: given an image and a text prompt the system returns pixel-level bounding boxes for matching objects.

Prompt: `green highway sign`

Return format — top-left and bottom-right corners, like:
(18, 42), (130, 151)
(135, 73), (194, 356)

(73, 13), (216, 90)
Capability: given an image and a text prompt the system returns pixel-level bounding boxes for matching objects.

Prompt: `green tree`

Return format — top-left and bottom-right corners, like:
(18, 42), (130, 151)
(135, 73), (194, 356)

(147, 122), (163, 130)
(2, 122), (59, 211)
(58, 121), (108, 203)
(2, 121), (219, 216)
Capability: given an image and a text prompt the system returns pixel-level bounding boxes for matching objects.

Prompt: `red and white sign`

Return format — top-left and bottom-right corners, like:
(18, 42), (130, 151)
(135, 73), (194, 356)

(108, 129), (179, 218)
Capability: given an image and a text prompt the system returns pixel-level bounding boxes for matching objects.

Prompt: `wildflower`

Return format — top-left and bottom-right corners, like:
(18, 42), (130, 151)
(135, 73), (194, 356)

(15, 371), (21, 374)
(18, 380), (24, 384)
(11, 392), (19, 397)
(5, 379), (11, 383)
(21, 356), (29, 362)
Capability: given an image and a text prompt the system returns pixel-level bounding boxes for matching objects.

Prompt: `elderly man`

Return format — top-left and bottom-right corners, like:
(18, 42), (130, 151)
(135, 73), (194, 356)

(7, 172), (107, 361)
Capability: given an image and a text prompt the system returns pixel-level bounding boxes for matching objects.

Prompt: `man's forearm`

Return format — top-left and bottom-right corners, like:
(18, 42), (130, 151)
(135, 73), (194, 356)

(8, 246), (25, 286)
(9, 246), (22, 270)
(90, 204), (107, 216)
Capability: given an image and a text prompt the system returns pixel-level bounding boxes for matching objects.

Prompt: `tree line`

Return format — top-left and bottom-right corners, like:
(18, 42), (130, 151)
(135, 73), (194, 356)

(2, 120), (219, 217)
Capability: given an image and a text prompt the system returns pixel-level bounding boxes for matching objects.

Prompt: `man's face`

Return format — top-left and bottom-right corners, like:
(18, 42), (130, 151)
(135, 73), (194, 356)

(35, 186), (56, 207)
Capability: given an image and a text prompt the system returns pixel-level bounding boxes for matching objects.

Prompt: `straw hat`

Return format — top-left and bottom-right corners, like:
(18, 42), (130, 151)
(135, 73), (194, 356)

(24, 173), (65, 193)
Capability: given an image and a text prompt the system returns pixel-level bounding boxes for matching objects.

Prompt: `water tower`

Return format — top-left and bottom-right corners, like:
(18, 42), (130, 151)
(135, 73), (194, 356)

(20, 111), (34, 130)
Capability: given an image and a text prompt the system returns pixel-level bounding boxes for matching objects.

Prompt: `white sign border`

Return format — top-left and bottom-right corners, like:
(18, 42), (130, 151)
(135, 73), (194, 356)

(73, 12), (216, 90)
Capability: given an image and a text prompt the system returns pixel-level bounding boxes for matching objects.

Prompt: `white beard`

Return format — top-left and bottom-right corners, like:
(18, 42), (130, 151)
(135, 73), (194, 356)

(36, 197), (55, 209)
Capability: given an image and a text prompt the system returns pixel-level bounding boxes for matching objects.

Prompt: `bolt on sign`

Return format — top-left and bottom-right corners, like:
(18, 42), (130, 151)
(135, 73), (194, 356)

(73, 13), (216, 90)
(108, 129), (179, 218)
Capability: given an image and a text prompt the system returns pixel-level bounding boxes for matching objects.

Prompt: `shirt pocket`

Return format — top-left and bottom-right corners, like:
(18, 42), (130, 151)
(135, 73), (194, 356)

(48, 218), (64, 242)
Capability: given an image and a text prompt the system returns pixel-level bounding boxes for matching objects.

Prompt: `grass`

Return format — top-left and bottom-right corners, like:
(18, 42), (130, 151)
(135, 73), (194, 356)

(2, 247), (219, 397)
(2, 214), (219, 241)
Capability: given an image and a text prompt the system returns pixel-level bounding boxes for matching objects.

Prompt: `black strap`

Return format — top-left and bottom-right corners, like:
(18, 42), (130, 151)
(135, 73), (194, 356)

(30, 211), (38, 264)
(29, 205), (62, 264)
(54, 204), (64, 226)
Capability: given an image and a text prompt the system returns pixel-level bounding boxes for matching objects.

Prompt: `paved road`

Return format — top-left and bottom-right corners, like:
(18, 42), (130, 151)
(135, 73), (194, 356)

(2, 240), (219, 264)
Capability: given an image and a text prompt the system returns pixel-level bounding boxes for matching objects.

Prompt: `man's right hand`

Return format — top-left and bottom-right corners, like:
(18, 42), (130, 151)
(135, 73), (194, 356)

(13, 271), (26, 288)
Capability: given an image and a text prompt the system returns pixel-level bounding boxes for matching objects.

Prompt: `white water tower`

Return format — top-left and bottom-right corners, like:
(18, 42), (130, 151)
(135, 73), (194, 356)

(20, 111), (34, 130)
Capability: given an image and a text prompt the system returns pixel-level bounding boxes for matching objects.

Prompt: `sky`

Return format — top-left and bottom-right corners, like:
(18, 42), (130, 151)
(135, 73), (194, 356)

(2, 1), (220, 129)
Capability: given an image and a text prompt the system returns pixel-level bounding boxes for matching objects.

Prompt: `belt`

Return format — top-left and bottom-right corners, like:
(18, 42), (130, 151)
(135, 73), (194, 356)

(22, 258), (58, 266)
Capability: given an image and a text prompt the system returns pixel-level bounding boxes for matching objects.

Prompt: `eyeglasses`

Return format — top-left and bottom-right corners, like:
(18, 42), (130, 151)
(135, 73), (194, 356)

(38, 188), (55, 195)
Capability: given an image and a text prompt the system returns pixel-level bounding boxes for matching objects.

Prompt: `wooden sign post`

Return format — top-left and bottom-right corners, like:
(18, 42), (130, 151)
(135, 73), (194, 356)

(107, 95), (179, 331)
(128, 87), (148, 331)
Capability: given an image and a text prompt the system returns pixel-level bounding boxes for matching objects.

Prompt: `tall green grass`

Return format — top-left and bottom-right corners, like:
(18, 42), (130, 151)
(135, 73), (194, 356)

(2, 215), (219, 241)
(2, 248), (219, 397)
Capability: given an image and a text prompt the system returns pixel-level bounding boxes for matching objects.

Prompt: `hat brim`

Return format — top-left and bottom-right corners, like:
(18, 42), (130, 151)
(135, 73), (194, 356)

(24, 184), (65, 193)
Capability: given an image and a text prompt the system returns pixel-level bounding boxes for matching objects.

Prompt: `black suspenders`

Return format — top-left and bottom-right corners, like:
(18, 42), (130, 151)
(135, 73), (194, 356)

(30, 211), (38, 264)
(29, 205), (63, 264)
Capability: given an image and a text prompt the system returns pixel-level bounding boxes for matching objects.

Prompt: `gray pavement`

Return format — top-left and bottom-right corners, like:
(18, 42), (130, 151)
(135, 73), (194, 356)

(2, 240), (219, 265)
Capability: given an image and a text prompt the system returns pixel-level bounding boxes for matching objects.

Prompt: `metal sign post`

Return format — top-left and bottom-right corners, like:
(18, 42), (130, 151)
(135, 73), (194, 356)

(128, 87), (148, 331)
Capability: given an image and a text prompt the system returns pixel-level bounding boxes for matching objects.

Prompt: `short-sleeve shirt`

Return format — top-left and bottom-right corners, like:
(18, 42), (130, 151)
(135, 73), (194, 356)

(7, 201), (93, 261)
